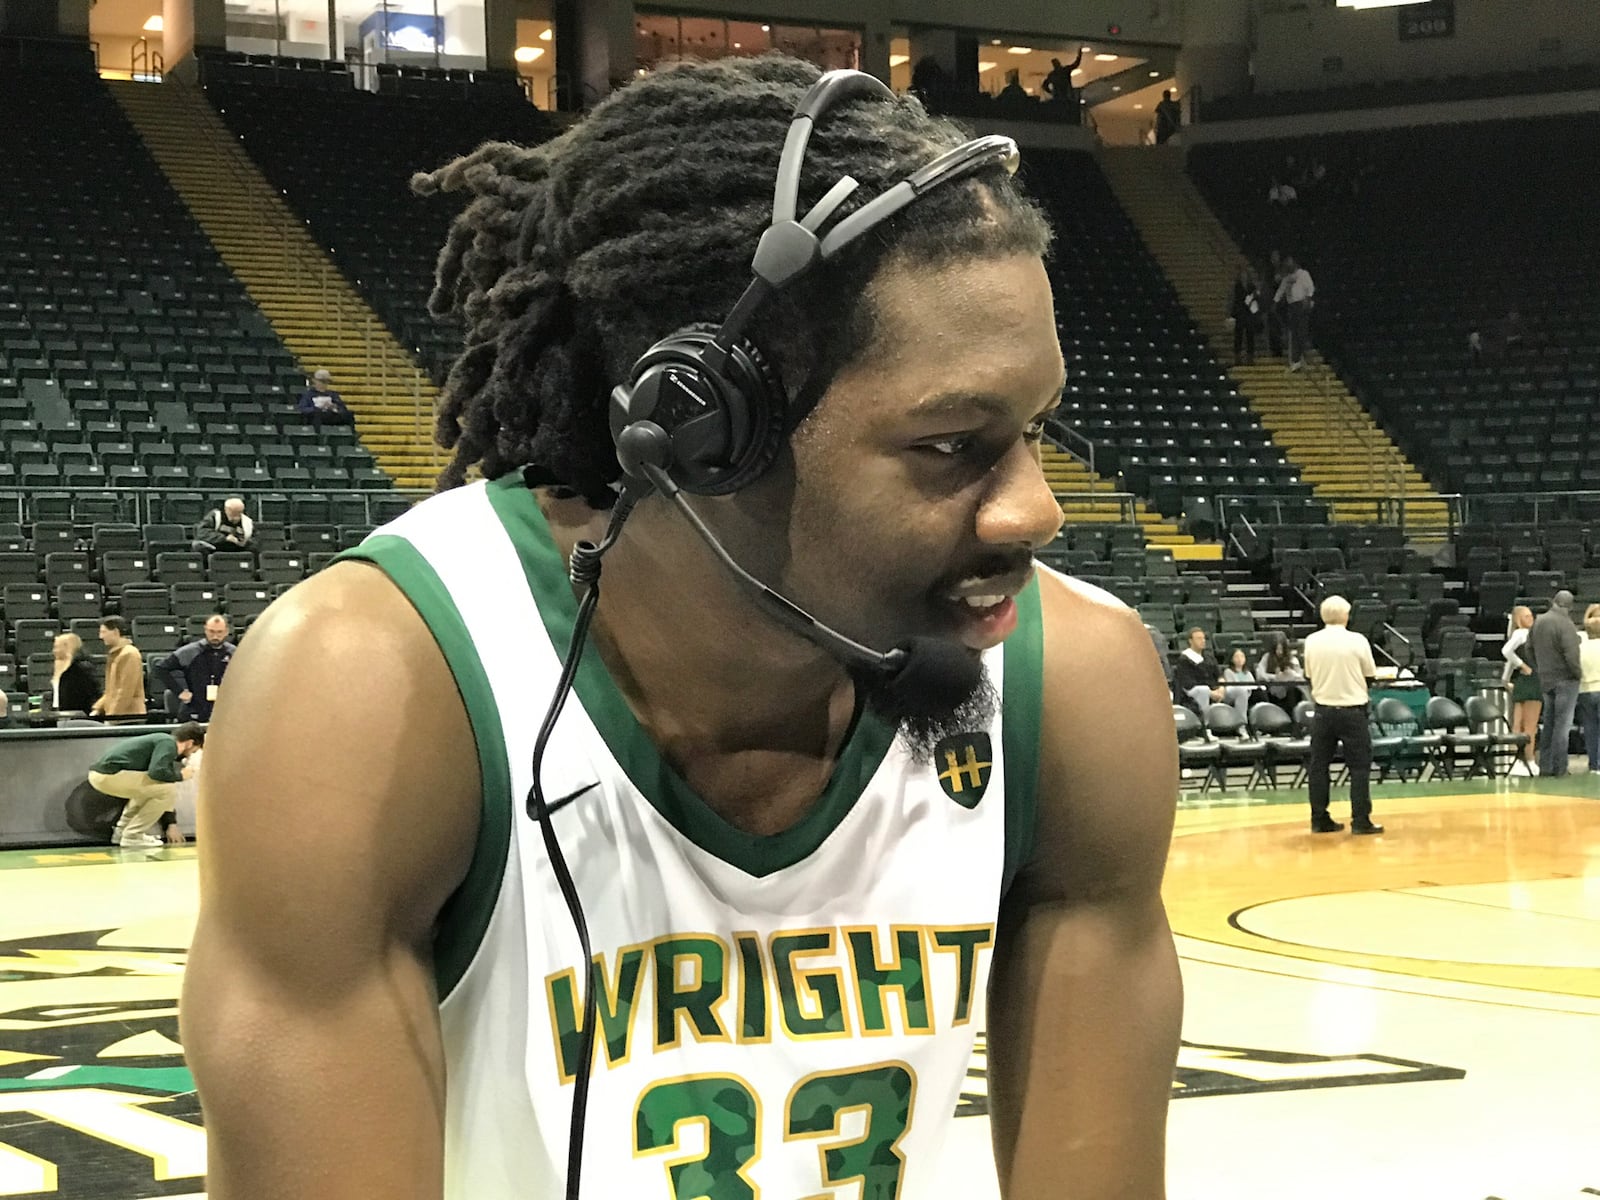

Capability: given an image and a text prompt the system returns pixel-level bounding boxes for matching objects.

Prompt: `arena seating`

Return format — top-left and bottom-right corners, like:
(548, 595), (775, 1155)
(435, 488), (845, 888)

(1024, 150), (1311, 519)
(1188, 115), (1600, 501)
(204, 79), (554, 385)
(0, 65), (411, 715)
(0, 68), (391, 500)
(1199, 63), (1600, 124)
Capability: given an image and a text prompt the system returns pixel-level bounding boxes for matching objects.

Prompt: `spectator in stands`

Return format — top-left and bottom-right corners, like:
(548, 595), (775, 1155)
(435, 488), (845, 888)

(1040, 51), (1083, 122)
(1577, 607), (1600, 772)
(1266, 251), (1288, 358)
(1256, 632), (1306, 709)
(1304, 595), (1383, 835)
(158, 615), (235, 723)
(1468, 329), (1484, 367)
(90, 616), (146, 722)
(1174, 627), (1225, 714)
(193, 497), (255, 558)
(1273, 256), (1315, 371)
(1228, 261), (1262, 366)
(997, 69), (1029, 108)
(909, 57), (953, 110)
(1266, 178), (1298, 207)
(88, 722), (203, 849)
(1529, 590), (1582, 778)
(50, 632), (99, 716)
(1221, 648), (1256, 720)
(1497, 309), (1526, 356)
(1502, 604), (1540, 772)
(297, 369), (355, 431)
(1154, 90), (1182, 144)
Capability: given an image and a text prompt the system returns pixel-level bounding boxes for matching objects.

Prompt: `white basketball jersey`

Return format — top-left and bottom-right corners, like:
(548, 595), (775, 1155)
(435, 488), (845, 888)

(340, 472), (1043, 1200)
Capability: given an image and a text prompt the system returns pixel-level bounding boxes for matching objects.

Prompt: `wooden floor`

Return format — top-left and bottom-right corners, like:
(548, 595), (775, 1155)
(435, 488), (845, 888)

(0, 771), (1594, 1198)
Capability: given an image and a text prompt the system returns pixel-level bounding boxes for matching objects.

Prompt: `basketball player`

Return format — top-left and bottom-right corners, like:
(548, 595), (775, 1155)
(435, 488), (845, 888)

(183, 57), (1180, 1199)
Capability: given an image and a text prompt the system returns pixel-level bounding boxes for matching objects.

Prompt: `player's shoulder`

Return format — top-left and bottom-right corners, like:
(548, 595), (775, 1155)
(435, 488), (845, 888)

(1033, 562), (1150, 656)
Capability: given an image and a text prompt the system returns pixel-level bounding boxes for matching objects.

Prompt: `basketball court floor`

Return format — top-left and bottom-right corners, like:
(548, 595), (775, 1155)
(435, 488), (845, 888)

(0, 773), (1594, 1199)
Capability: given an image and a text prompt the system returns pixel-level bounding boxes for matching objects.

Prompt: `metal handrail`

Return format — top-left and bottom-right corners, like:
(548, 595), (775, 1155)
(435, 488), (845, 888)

(1215, 490), (1465, 535)
(1226, 509), (1259, 560)
(0, 487), (429, 528)
(1047, 423), (1098, 492)
(131, 39), (163, 82)
(1052, 489), (1139, 525)
(1458, 489), (1600, 527)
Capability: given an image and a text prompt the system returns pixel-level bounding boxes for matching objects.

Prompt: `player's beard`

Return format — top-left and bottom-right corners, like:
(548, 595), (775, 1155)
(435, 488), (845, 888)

(850, 652), (999, 760)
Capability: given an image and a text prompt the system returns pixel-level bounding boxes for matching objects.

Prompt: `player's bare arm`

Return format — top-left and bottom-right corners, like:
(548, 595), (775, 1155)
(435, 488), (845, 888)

(988, 571), (1183, 1198)
(182, 561), (480, 1200)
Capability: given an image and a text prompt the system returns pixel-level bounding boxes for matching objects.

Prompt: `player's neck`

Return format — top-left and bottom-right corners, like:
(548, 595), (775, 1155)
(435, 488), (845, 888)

(540, 492), (861, 835)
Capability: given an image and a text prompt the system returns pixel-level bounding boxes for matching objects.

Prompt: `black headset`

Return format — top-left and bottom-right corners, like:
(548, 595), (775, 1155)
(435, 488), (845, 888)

(608, 68), (1020, 499)
(541, 70), (1020, 1200)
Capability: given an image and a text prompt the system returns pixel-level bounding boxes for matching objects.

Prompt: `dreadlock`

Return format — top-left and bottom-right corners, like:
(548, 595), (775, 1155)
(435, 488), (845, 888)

(413, 54), (1052, 497)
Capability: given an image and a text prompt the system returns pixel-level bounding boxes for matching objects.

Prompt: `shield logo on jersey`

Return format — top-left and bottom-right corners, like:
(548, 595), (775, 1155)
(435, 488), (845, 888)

(935, 732), (993, 808)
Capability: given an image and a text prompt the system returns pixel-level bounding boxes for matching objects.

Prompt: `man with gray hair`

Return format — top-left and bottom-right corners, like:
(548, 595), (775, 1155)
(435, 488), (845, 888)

(192, 496), (254, 557)
(1303, 595), (1384, 834)
(1529, 589), (1582, 776)
(295, 368), (355, 431)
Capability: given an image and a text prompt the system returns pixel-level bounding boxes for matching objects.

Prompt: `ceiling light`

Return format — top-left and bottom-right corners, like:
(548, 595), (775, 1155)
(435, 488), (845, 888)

(991, 38), (1002, 45)
(978, 60), (997, 72)
(143, 14), (163, 31)
(538, 27), (551, 41)
(1008, 46), (1032, 54)
(1095, 53), (1119, 61)
(513, 45), (544, 62)
(1337, 0), (1429, 7)
(1071, 68), (1083, 76)
(889, 54), (909, 67)
(1133, 103), (1143, 109)
(1150, 70), (1161, 77)
(1081, 45), (1094, 53)
(732, 42), (741, 48)
(761, 24), (770, 31)
(1112, 85), (1121, 91)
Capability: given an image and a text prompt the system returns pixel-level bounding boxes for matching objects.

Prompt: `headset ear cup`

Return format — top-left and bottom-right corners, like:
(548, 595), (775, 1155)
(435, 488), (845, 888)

(697, 334), (787, 496)
(615, 325), (788, 497)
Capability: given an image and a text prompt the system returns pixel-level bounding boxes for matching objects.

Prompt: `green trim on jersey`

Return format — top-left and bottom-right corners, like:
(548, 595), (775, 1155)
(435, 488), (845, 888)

(333, 535), (513, 1001)
(999, 577), (1043, 898)
(484, 474), (898, 879)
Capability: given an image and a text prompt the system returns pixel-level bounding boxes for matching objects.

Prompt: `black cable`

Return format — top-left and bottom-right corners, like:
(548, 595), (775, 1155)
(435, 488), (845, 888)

(524, 492), (636, 1200)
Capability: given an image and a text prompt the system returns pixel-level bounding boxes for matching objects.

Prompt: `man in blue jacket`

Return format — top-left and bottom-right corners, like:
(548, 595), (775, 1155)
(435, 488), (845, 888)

(295, 368), (355, 431)
(157, 615), (235, 721)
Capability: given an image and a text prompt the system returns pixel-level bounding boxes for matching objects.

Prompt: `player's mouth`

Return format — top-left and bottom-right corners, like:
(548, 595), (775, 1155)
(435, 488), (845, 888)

(938, 567), (1034, 651)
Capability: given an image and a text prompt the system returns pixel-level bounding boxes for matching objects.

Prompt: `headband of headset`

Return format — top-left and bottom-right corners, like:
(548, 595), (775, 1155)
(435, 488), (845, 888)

(610, 68), (1021, 495)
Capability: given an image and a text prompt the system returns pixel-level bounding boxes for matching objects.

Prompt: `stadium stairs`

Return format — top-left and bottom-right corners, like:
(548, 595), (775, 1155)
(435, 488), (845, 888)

(1041, 444), (1218, 559)
(108, 79), (441, 490)
(1098, 146), (1450, 537)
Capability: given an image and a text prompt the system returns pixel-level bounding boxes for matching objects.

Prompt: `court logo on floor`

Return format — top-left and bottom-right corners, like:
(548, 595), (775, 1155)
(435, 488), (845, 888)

(935, 732), (993, 808)
(0, 925), (201, 1197)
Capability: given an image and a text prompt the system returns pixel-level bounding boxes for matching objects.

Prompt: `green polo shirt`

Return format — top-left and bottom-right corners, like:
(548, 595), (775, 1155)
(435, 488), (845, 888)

(90, 733), (183, 784)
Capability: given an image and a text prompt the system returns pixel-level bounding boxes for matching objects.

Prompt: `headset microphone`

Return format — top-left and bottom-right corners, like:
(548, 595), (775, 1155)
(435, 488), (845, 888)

(631, 453), (984, 713)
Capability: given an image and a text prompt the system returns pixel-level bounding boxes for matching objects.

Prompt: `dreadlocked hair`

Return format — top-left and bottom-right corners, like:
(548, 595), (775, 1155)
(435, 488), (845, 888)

(413, 54), (1052, 498)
